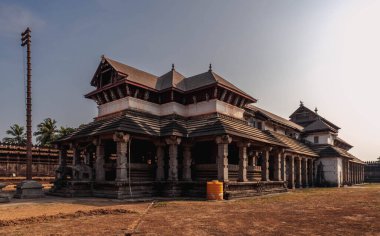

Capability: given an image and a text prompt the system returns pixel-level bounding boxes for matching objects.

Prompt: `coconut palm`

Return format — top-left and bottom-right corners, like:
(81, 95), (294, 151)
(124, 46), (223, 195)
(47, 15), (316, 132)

(34, 118), (58, 146)
(2, 124), (27, 145)
(56, 126), (76, 139)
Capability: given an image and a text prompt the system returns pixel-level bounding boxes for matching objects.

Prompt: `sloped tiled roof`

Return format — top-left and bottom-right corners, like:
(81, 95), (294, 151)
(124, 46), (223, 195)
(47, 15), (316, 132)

(58, 111), (285, 147)
(104, 57), (158, 89)
(156, 68), (186, 91)
(267, 131), (318, 157)
(303, 119), (338, 133)
(334, 137), (353, 148)
(91, 57), (255, 102)
(290, 105), (340, 130)
(184, 70), (255, 101)
(246, 105), (304, 131)
(310, 144), (364, 164)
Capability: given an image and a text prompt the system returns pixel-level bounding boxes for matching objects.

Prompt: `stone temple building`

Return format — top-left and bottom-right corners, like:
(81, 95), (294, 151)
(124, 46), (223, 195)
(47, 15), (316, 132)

(51, 56), (365, 199)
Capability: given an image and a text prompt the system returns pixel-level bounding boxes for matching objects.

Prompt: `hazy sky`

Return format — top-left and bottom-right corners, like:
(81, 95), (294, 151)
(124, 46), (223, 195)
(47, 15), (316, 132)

(0, 0), (379, 161)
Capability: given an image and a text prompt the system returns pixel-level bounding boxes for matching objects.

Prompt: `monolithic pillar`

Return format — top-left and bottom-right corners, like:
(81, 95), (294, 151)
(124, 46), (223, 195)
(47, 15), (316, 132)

(216, 135), (232, 182)
(58, 146), (68, 168)
(310, 159), (314, 187)
(71, 144), (81, 180)
(72, 145), (81, 166)
(261, 148), (271, 181)
(273, 151), (281, 181)
(182, 143), (192, 181)
(166, 136), (181, 181)
(94, 139), (105, 181)
(57, 145), (68, 179)
(281, 153), (286, 182)
(154, 141), (165, 181)
(303, 158), (309, 188)
(114, 132), (130, 182)
(296, 156), (302, 188)
(289, 155), (295, 189)
(238, 142), (249, 182)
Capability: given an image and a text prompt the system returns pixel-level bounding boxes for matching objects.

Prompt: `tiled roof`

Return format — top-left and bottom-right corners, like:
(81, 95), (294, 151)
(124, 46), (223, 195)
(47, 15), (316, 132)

(310, 144), (364, 163)
(156, 69), (186, 91)
(95, 57), (255, 102)
(58, 111), (285, 147)
(334, 137), (353, 148)
(246, 105), (304, 131)
(104, 57), (158, 89)
(303, 119), (338, 133)
(267, 131), (318, 157)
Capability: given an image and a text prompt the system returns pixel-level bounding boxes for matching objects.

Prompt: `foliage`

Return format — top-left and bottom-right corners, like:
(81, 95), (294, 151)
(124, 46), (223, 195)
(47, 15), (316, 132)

(33, 118), (58, 146)
(56, 126), (76, 139)
(2, 124), (27, 145)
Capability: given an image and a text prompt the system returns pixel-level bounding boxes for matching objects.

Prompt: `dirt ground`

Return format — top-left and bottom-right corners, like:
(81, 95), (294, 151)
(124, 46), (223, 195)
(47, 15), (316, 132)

(0, 184), (379, 236)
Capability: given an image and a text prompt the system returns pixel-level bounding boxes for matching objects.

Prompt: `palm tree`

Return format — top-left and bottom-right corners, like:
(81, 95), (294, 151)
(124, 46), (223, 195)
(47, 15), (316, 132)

(56, 126), (76, 139)
(2, 124), (27, 145)
(33, 118), (58, 146)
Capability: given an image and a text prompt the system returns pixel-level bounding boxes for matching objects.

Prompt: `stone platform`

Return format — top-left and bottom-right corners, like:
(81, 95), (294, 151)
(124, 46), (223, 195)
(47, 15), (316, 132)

(49, 180), (287, 200)
(13, 180), (45, 199)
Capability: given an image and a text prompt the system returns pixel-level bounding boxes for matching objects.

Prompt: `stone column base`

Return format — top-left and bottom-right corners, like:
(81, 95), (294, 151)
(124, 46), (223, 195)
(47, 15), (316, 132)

(14, 180), (45, 199)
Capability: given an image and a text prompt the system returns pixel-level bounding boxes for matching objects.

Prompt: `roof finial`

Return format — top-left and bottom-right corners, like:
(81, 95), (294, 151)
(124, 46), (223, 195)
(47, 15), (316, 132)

(300, 101), (304, 107)
(315, 107), (318, 114)
(209, 63), (212, 72)
(171, 63), (175, 71)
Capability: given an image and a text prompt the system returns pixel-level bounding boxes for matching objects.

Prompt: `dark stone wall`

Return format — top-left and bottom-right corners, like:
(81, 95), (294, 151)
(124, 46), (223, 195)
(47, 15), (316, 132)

(365, 161), (380, 183)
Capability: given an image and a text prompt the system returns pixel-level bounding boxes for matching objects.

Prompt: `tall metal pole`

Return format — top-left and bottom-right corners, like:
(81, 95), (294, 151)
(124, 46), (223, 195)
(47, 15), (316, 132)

(21, 28), (32, 180)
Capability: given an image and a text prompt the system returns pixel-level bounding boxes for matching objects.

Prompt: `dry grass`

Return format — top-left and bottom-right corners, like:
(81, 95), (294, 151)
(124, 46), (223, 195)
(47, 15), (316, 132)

(0, 184), (379, 235)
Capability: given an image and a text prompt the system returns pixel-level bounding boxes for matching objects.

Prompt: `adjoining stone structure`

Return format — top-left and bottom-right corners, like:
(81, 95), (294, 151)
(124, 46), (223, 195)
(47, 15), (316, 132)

(0, 143), (64, 177)
(50, 56), (365, 199)
(365, 161), (380, 183)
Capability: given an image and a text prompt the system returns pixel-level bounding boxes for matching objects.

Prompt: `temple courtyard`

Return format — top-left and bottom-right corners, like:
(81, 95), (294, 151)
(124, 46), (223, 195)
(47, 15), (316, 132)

(0, 184), (378, 235)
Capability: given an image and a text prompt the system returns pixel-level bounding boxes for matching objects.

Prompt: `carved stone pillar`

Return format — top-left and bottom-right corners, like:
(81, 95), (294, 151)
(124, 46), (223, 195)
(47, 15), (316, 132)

(57, 146), (68, 179)
(71, 144), (81, 180)
(303, 158), (309, 188)
(262, 148), (270, 181)
(72, 145), (81, 166)
(182, 143), (192, 181)
(94, 139), (105, 181)
(296, 156), (302, 188)
(310, 159), (314, 187)
(154, 141), (165, 181)
(274, 151), (281, 181)
(58, 146), (67, 168)
(166, 136), (181, 181)
(113, 132), (130, 182)
(238, 142), (249, 182)
(281, 153), (286, 182)
(216, 135), (232, 182)
(289, 155), (295, 189)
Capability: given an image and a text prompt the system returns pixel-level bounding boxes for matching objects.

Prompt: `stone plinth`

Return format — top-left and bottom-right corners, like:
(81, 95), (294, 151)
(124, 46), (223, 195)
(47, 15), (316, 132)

(14, 180), (45, 199)
(0, 183), (10, 203)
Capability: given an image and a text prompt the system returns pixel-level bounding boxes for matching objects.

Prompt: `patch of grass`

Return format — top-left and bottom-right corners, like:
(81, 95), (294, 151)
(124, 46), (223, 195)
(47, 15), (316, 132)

(153, 202), (169, 208)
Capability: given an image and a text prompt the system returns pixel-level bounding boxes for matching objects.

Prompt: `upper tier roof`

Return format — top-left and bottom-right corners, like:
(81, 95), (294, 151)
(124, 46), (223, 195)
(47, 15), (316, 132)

(289, 104), (340, 130)
(90, 56), (256, 101)
(246, 105), (304, 131)
(303, 118), (339, 133)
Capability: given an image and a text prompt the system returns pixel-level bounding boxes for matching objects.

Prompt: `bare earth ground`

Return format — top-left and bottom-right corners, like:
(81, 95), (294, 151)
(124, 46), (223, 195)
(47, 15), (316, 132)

(0, 184), (379, 236)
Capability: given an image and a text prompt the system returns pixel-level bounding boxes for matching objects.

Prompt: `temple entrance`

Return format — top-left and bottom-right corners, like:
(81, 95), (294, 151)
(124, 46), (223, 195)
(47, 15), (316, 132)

(129, 139), (156, 181)
(192, 141), (217, 181)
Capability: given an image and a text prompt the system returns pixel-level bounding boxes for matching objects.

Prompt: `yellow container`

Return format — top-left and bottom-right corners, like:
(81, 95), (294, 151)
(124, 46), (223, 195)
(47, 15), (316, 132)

(207, 180), (223, 200)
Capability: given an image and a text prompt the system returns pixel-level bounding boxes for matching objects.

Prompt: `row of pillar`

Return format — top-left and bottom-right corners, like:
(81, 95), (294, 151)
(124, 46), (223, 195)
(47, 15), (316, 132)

(350, 162), (365, 184)
(58, 133), (316, 187)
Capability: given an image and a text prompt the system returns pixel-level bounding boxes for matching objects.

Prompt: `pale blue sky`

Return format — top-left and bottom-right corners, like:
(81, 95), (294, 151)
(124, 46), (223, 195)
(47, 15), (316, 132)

(0, 0), (379, 160)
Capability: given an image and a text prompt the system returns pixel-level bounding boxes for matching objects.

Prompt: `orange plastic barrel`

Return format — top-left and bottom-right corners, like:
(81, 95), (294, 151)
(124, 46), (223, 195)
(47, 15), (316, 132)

(207, 180), (223, 200)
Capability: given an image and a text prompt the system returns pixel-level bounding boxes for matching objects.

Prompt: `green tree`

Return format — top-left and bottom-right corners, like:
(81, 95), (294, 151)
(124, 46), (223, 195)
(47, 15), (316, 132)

(2, 124), (27, 145)
(56, 126), (76, 139)
(33, 118), (58, 146)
